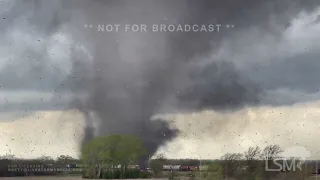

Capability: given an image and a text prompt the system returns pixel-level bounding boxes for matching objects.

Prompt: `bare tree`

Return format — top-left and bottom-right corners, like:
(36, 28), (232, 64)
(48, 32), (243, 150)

(260, 145), (284, 179)
(261, 145), (283, 160)
(0, 154), (15, 160)
(150, 154), (166, 177)
(221, 153), (243, 161)
(221, 153), (243, 178)
(38, 155), (54, 161)
(244, 146), (262, 179)
(37, 155), (55, 165)
(244, 146), (261, 161)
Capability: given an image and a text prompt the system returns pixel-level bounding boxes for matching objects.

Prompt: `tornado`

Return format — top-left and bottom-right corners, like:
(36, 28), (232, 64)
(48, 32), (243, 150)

(2, 0), (320, 163)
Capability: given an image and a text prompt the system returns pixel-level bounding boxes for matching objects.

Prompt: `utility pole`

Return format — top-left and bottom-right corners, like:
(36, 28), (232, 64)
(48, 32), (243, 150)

(315, 150), (320, 180)
(195, 153), (202, 179)
(316, 160), (318, 180)
(305, 161), (307, 179)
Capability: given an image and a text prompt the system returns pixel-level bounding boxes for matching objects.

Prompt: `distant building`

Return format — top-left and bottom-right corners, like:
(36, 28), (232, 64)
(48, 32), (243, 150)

(163, 165), (181, 171)
(127, 165), (139, 169)
(163, 165), (172, 171)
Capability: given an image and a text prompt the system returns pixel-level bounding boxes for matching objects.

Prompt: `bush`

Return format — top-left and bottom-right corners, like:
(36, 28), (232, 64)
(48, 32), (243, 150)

(124, 169), (140, 178)
(200, 162), (223, 180)
(103, 169), (121, 179)
(139, 171), (152, 178)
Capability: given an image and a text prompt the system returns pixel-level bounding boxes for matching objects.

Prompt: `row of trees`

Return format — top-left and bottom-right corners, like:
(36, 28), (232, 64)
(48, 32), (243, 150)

(218, 144), (317, 180)
(0, 155), (79, 177)
(0, 135), (150, 178)
(2, 135), (317, 180)
(0, 154), (77, 164)
(150, 145), (316, 180)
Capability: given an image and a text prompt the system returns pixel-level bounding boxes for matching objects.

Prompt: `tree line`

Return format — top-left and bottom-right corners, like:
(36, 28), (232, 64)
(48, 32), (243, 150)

(150, 145), (317, 180)
(0, 155), (80, 177)
(1, 135), (318, 180)
(81, 135), (318, 180)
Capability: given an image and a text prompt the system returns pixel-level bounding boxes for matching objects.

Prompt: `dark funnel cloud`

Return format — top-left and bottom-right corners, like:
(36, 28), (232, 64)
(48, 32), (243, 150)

(67, 0), (266, 161)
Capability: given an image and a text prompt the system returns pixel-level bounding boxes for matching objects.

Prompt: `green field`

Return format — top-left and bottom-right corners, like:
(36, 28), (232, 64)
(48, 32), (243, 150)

(0, 176), (168, 180)
(1, 175), (320, 180)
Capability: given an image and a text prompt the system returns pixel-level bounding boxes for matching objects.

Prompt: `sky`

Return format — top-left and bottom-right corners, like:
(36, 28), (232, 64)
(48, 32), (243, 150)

(0, 0), (320, 160)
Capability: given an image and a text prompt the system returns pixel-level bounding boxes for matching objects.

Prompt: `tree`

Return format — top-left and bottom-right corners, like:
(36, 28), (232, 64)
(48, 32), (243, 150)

(220, 153), (243, 178)
(261, 145), (283, 179)
(56, 155), (76, 165)
(221, 153), (243, 161)
(37, 155), (54, 165)
(244, 146), (262, 179)
(81, 134), (147, 179)
(201, 162), (223, 180)
(261, 144), (283, 160)
(0, 154), (15, 160)
(150, 154), (166, 177)
(245, 146), (261, 161)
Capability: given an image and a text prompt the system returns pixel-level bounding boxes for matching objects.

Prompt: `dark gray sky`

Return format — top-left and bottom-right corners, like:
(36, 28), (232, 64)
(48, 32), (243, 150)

(1, 0), (319, 114)
(0, 0), (320, 158)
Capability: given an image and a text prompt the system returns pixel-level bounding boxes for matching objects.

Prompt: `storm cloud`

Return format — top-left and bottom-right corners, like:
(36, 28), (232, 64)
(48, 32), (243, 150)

(0, 0), (320, 160)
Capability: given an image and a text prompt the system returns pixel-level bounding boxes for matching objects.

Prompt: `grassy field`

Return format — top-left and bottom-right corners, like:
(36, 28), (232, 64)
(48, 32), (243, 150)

(0, 176), (168, 180)
(1, 176), (320, 180)
(0, 174), (319, 180)
(0, 176), (82, 180)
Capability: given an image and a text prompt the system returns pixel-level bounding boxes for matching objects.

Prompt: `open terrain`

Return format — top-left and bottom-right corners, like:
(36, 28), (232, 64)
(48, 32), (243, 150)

(0, 177), (168, 180)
